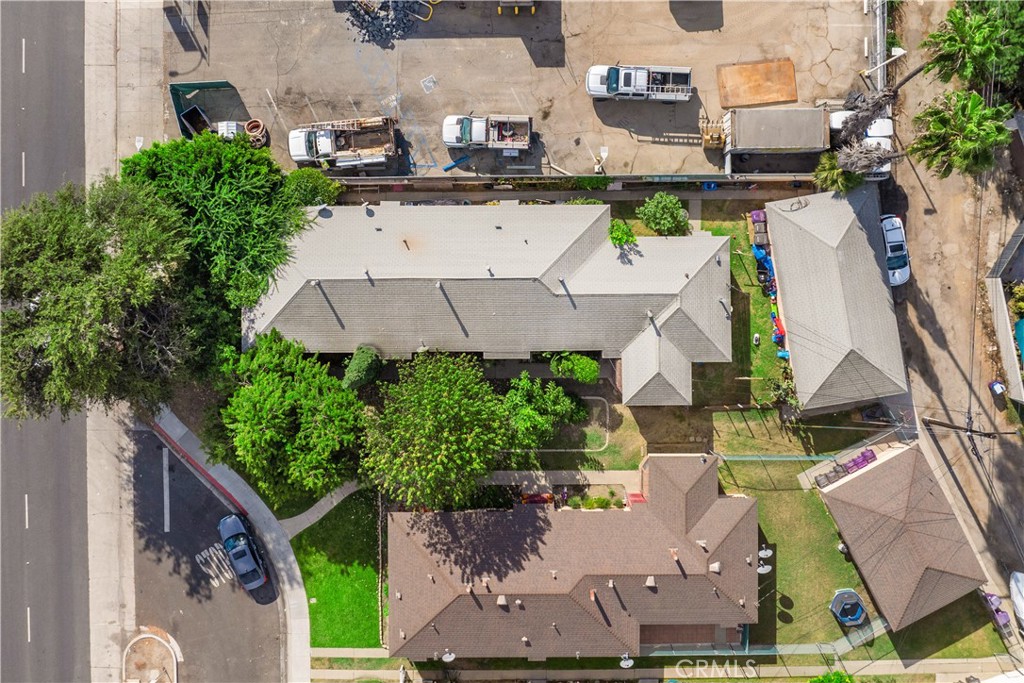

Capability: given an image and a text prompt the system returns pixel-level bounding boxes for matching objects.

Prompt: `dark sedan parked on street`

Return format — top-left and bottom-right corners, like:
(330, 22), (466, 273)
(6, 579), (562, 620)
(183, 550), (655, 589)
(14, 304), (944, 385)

(217, 514), (268, 592)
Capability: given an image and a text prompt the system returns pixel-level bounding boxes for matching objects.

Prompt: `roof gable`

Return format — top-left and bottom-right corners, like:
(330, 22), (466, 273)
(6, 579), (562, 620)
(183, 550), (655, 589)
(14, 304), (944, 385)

(821, 446), (985, 631)
(765, 187), (907, 411)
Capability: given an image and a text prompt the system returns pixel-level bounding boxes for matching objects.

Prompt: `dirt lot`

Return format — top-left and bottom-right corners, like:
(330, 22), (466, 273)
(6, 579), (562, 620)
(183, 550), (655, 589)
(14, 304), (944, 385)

(886, 0), (1024, 596)
(163, 0), (876, 176)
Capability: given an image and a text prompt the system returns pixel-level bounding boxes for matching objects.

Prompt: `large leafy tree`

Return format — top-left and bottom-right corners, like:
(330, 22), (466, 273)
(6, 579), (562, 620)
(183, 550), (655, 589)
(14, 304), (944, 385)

(121, 132), (307, 308)
(907, 90), (1012, 178)
(504, 372), (587, 454)
(212, 330), (365, 507)
(361, 353), (510, 510)
(1, 178), (192, 419)
(636, 192), (690, 236)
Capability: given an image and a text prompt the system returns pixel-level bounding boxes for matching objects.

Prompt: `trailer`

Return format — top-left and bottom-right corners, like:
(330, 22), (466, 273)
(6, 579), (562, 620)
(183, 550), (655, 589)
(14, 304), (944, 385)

(288, 116), (398, 169)
(585, 64), (693, 102)
(441, 114), (532, 151)
(722, 107), (829, 173)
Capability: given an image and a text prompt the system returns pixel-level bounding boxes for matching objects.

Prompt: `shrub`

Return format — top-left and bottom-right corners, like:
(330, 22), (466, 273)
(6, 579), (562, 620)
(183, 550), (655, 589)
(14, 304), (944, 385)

(342, 345), (383, 390)
(565, 197), (605, 205)
(584, 496), (611, 510)
(549, 352), (600, 384)
(613, 497), (625, 509)
(566, 495), (584, 509)
(607, 488), (617, 499)
(608, 219), (637, 248)
(574, 175), (613, 191)
(284, 168), (343, 206)
(636, 191), (690, 236)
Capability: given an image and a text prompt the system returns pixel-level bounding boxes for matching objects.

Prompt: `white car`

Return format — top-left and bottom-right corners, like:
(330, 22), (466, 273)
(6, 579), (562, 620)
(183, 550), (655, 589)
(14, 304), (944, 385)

(880, 214), (911, 287)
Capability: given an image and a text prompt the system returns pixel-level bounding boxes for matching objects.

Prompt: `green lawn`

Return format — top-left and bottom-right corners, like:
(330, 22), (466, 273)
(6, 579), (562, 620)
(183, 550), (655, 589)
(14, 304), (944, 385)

(539, 396), (646, 470)
(722, 461), (1005, 659)
(712, 408), (877, 455)
(700, 212), (782, 406)
(292, 489), (383, 648)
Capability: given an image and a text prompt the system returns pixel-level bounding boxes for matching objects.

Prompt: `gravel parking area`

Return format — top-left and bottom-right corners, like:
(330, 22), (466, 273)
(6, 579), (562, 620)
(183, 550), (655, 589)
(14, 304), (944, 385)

(164, 1), (877, 176)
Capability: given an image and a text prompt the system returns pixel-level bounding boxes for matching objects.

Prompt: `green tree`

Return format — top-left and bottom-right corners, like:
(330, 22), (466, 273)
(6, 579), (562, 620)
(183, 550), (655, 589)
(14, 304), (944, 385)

(504, 371), (587, 453)
(549, 352), (601, 384)
(564, 197), (605, 205)
(813, 152), (865, 193)
(574, 175), (612, 191)
(809, 673), (855, 683)
(284, 168), (343, 206)
(212, 330), (364, 507)
(608, 218), (637, 248)
(907, 90), (1012, 178)
(361, 353), (510, 510)
(636, 192), (689, 236)
(921, 5), (999, 86)
(342, 345), (383, 391)
(121, 131), (307, 308)
(0, 178), (192, 419)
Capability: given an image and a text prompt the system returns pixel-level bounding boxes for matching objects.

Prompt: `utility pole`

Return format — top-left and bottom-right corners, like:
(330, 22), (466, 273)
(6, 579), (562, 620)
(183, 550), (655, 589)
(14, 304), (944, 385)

(921, 415), (1018, 464)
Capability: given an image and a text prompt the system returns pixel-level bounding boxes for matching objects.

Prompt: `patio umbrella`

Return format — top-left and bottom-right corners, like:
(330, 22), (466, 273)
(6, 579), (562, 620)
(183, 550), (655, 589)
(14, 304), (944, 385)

(830, 589), (867, 627)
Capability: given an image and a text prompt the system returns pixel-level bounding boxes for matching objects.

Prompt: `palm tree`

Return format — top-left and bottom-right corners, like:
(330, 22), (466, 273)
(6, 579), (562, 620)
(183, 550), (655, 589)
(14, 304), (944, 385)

(837, 4), (1001, 144)
(920, 5), (998, 86)
(906, 90), (1012, 178)
(813, 152), (865, 193)
(836, 141), (903, 174)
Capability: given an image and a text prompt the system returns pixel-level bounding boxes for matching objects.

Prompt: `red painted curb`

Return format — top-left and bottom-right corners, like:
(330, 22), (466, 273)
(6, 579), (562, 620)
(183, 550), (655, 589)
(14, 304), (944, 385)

(149, 420), (249, 517)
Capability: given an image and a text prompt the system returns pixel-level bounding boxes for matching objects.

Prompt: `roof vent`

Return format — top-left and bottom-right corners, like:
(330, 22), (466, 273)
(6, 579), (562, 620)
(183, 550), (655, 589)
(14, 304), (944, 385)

(497, 595), (508, 606)
(697, 540), (708, 552)
(482, 578), (490, 589)
(550, 570), (557, 580)
(739, 598), (745, 607)
(647, 309), (654, 319)
(396, 591), (402, 600)
(709, 561), (722, 574)
(670, 548), (679, 561)
(746, 555), (753, 566)
(515, 599), (523, 607)
(435, 280), (442, 289)
(589, 589), (596, 602)
(486, 264), (493, 276)
(713, 586), (719, 596)
(496, 225), (503, 230)
(608, 579), (615, 588)
(645, 576), (656, 588)
(521, 636), (529, 644)
(308, 279), (320, 287)
(465, 584), (473, 593)
(428, 574), (434, 583)
(400, 629), (406, 639)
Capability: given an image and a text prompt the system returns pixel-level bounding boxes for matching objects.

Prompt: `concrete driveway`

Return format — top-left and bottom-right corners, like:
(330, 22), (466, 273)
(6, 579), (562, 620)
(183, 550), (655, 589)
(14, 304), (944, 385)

(162, 0), (876, 176)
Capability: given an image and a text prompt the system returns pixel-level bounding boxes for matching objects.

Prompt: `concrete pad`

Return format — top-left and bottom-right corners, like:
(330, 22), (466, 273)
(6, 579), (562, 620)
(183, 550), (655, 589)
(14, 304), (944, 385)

(161, 0), (877, 176)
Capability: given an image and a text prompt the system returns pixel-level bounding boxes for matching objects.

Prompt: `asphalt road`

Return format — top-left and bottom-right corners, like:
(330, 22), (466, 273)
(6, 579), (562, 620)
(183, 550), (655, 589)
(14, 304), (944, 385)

(134, 431), (282, 682)
(0, 0), (85, 208)
(1, 3), (90, 682)
(0, 414), (91, 683)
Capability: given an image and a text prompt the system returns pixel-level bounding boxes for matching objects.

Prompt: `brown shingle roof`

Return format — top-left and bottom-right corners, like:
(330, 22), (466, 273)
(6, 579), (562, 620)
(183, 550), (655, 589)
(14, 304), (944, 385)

(821, 445), (986, 631)
(388, 455), (758, 659)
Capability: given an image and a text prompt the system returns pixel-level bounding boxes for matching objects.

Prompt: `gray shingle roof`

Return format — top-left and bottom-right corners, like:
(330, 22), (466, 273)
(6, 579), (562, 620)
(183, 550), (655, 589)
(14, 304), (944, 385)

(248, 204), (731, 405)
(765, 187), (908, 412)
(821, 445), (986, 631)
(388, 455), (758, 660)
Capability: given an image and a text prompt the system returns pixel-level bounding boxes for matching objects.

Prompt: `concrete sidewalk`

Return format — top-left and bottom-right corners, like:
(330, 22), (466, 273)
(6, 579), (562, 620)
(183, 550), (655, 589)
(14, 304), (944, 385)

(308, 655), (1020, 681)
(280, 482), (360, 540)
(153, 409), (311, 683)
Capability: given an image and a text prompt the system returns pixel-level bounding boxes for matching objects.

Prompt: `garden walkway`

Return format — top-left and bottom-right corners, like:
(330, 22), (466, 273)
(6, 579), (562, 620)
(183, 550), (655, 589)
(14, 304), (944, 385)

(280, 482), (360, 539)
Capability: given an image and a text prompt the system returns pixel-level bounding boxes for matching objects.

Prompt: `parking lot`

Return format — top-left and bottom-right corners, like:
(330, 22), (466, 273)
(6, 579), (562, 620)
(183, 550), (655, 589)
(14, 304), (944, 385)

(133, 430), (281, 682)
(164, 0), (878, 176)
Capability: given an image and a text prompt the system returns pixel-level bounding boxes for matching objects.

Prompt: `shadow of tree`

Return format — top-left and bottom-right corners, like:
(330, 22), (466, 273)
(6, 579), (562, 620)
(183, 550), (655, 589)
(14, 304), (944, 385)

(405, 506), (553, 583)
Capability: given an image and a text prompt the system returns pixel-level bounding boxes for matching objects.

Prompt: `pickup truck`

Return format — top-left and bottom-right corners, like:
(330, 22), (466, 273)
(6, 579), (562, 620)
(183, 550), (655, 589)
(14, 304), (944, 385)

(585, 64), (693, 102)
(442, 114), (533, 150)
(288, 116), (397, 169)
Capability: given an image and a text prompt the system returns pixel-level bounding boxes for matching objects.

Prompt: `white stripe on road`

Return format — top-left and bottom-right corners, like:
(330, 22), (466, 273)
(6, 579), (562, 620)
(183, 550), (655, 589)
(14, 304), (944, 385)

(26, 607), (31, 642)
(21, 152), (25, 187)
(24, 494), (28, 529)
(162, 448), (170, 533)
(21, 38), (26, 74)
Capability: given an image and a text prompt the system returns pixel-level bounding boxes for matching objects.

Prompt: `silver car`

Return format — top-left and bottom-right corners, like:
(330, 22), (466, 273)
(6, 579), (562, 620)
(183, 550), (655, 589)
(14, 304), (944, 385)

(880, 214), (911, 287)
(217, 514), (267, 591)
